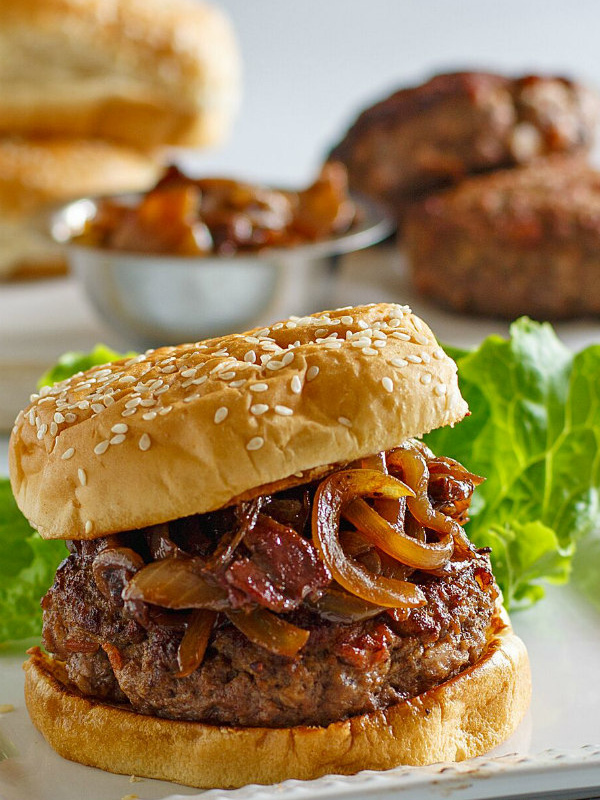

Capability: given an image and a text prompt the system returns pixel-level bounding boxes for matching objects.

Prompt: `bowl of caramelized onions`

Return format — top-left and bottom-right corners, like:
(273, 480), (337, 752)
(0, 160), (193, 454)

(52, 164), (393, 348)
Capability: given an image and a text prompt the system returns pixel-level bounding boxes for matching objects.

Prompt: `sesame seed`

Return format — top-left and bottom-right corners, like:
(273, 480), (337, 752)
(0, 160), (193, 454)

(281, 351), (295, 366)
(250, 404), (269, 415)
(272, 322), (284, 330)
(433, 348), (445, 359)
(119, 375), (136, 384)
(140, 398), (157, 407)
(28, 410), (35, 425)
(382, 377), (394, 393)
(362, 347), (378, 356)
(94, 440), (109, 455)
(421, 353), (432, 364)
(180, 368), (197, 379)
(244, 350), (256, 363)
(421, 373), (432, 385)
(249, 383), (268, 392)
(78, 400), (90, 409)
(391, 332), (411, 341)
(246, 436), (264, 451)
(159, 406), (173, 415)
(61, 448), (75, 460)
(338, 416), (352, 427)
(324, 341), (342, 349)
(244, 336), (260, 344)
(341, 315), (353, 325)
(306, 366), (319, 382)
(373, 330), (387, 340)
(286, 321), (297, 329)
(388, 318), (402, 328)
(275, 405), (294, 416)
(358, 320), (369, 330)
(78, 468), (87, 486)
(111, 423), (128, 434)
(229, 380), (246, 388)
(110, 434), (126, 445)
(139, 433), (151, 451)
(266, 360), (284, 371)
(142, 411), (157, 421)
(54, 412), (65, 424)
(315, 328), (327, 337)
(122, 408), (137, 417)
(160, 365), (177, 374)
(104, 395), (115, 407)
(85, 520), (93, 534)
(373, 340), (386, 348)
(214, 407), (229, 424)
(192, 376), (208, 385)
(29, 393), (40, 402)
(291, 375), (302, 394)
(435, 383), (447, 396)
(391, 357), (408, 368)
(406, 355), (422, 363)
(49, 422), (57, 436)
(213, 348), (229, 357)
(36, 427), (46, 440)
(154, 386), (169, 395)
(91, 403), (104, 414)
(219, 371), (236, 380)
(65, 413), (77, 423)
(183, 394), (200, 403)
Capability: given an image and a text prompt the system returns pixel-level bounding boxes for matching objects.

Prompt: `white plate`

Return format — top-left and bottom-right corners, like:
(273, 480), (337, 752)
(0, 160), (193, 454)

(1, 583), (599, 800)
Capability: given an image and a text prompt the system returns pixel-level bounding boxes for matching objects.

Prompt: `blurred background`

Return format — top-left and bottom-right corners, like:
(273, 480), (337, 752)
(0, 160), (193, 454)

(190, 0), (600, 181)
(3, 0), (600, 435)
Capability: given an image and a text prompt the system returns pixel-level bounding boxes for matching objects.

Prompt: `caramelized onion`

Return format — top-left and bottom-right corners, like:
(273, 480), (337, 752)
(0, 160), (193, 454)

(343, 498), (454, 570)
(308, 588), (385, 622)
(176, 609), (217, 678)
(226, 607), (310, 657)
(312, 469), (426, 608)
(207, 498), (263, 570)
(123, 558), (229, 610)
(387, 447), (473, 553)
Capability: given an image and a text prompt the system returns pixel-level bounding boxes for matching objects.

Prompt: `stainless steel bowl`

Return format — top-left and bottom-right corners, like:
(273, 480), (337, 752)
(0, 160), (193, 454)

(51, 196), (393, 348)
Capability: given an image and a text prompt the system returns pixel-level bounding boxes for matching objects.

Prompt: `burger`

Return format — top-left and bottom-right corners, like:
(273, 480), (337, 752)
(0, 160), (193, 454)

(9, 303), (531, 789)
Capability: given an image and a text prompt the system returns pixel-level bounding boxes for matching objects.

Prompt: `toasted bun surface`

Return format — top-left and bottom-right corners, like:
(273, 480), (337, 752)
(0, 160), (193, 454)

(9, 304), (468, 540)
(0, 0), (240, 148)
(24, 607), (530, 789)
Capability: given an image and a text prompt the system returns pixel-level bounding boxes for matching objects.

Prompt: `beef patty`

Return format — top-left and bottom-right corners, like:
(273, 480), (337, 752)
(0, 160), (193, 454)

(329, 71), (598, 217)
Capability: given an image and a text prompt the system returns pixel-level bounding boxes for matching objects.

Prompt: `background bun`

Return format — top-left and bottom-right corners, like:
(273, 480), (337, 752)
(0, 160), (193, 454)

(0, 136), (162, 280)
(0, 0), (240, 148)
(24, 607), (530, 789)
(10, 304), (468, 540)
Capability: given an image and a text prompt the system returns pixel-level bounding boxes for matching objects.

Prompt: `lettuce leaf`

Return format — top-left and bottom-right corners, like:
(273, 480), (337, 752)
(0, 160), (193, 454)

(37, 343), (134, 388)
(0, 479), (67, 645)
(425, 318), (600, 609)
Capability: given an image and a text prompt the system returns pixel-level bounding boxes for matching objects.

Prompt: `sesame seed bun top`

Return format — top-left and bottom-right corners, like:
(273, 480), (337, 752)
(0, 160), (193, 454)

(9, 304), (468, 540)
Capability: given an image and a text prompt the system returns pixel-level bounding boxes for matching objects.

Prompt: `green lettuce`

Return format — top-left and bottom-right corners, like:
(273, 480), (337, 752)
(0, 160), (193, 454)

(0, 480), (67, 645)
(425, 318), (600, 609)
(37, 343), (134, 388)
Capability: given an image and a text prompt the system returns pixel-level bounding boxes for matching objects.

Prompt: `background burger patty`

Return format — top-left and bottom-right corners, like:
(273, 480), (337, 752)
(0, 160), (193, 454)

(404, 154), (600, 319)
(42, 549), (496, 728)
(329, 71), (598, 216)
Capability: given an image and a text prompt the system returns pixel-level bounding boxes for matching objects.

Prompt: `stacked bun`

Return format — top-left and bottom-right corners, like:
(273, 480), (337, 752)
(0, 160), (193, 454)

(0, 0), (240, 279)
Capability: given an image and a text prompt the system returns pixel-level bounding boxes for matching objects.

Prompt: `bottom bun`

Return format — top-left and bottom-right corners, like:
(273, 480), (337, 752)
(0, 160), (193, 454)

(24, 610), (530, 789)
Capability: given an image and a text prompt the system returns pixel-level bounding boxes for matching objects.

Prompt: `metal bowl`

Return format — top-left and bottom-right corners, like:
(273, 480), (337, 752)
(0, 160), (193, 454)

(51, 196), (394, 349)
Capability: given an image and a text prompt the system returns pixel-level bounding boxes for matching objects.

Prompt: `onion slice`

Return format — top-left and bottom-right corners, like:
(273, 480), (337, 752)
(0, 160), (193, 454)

(123, 558), (229, 610)
(226, 607), (310, 657)
(387, 447), (473, 552)
(312, 469), (426, 608)
(176, 609), (217, 677)
(308, 588), (385, 622)
(343, 498), (453, 570)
